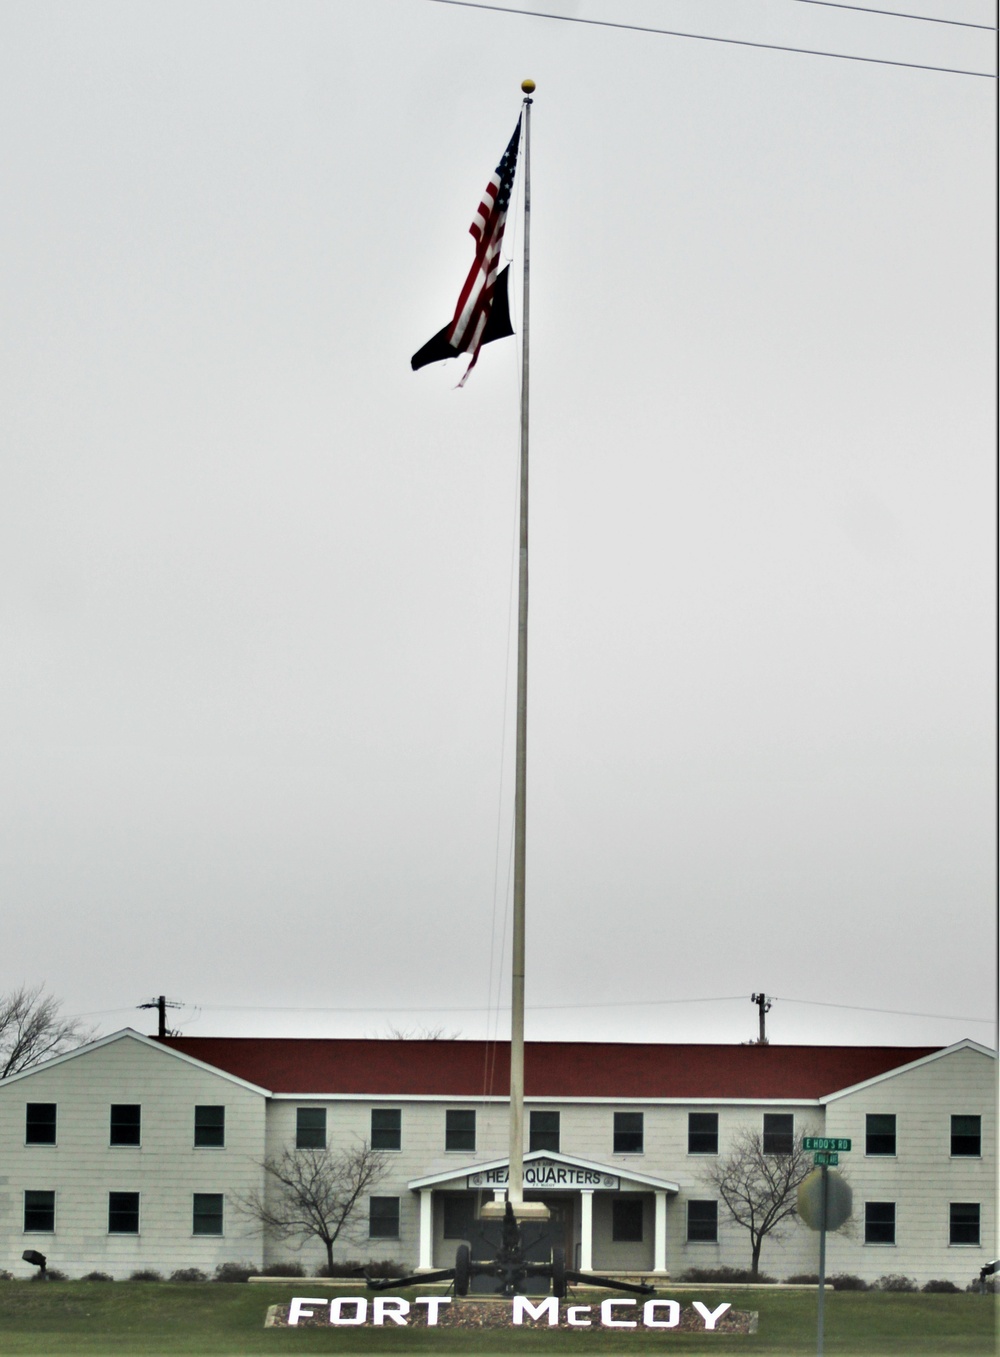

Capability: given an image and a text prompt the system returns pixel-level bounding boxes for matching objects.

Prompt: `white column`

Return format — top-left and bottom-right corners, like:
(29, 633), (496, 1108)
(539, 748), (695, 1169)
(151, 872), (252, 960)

(418, 1190), (433, 1270)
(580, 1190), (594, 1272)
(654, 1191), (668, 1273)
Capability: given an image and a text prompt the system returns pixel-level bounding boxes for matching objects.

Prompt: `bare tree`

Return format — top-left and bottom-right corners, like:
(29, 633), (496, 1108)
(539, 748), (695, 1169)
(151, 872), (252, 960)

(0, 984), (92, 1079)
(235, 1141), (388, 1274)
(701, 1128), (814, 1277)
(380, 1024), (460, 1040)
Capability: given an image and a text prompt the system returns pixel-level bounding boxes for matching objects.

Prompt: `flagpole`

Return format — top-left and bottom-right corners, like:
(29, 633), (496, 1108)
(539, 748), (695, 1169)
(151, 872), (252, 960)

(508, 78), (534, 1215)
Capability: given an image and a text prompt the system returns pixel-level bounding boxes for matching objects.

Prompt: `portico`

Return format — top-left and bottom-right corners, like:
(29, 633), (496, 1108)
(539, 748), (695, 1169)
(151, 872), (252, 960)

(408, 1150), (679, 1275)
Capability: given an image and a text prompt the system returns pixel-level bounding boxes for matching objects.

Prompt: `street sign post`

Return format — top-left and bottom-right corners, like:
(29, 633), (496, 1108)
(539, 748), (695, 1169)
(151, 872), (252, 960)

(798, 1163), (853, 1357)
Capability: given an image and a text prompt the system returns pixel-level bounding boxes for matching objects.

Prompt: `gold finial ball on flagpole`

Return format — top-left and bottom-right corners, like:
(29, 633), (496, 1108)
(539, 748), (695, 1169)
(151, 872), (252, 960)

(521, 79), (535, 93)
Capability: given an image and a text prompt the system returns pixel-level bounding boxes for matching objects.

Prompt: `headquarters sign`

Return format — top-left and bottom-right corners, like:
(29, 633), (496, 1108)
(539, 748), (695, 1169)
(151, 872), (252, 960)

(467, 1158), (619, 1190)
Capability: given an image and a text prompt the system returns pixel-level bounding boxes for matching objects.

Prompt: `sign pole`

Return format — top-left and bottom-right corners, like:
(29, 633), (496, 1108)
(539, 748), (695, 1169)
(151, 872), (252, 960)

(817, 1164), (828, 1357)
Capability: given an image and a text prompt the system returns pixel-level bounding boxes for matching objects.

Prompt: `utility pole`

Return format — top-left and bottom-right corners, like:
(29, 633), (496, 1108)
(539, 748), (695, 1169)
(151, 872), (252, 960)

(137, 995), (182, 1038)
(751, 992), (772, 1045)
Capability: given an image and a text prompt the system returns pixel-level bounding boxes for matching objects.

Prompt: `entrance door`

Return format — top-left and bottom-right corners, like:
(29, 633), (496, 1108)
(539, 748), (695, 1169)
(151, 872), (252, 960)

(523, 1195), (573, 1264)
(468, 1196), (574, 1294)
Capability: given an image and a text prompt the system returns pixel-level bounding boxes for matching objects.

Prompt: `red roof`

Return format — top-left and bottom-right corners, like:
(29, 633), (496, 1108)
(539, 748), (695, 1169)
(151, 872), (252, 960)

(155, 1037), (939, 1101)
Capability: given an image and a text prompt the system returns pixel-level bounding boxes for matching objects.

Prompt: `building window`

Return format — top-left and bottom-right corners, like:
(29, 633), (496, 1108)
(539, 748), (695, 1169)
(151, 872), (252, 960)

(25, 1103), (57, 1146)
(612, 1198), (644, 1242)
(949, 1203), (980, 1246)
(296, 1107), (327, 1149)
(193, 1193), (224, 1235)
(529, 1110), (560, 1153)
(194, 1106), (225, 1148)
(369, 1196), (400, 1238)
(950, 1115), (981, 1157)
(23, 1190), (55, 1233)
(443, 1194), (476, 1239)
(688, 1113), (718, 1155)
(108, 1192), (140, 1234)
(371, 1108), (401, 1151)
(445, 1109), (476, 1152)
(110, 1104), (141, 1146)
(687, 1200), (718, 1242)
(865, 1114), (896, 1156)
(763, 1113), (794, 1156)
(613, 1112), (644, 1154)
(864, 1201), (896, 1245)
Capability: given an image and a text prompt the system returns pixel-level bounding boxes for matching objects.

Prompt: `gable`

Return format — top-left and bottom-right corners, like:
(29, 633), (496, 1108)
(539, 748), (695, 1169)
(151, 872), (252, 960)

(0, 1028), (270, 1098)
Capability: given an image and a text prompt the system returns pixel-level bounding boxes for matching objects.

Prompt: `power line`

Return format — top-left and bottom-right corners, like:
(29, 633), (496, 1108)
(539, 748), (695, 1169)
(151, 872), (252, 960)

(790, 0), (996, 30)
(772, 995), (993, 1023)
(424, 0), (996, 78)
(108, 995), (992, 1023)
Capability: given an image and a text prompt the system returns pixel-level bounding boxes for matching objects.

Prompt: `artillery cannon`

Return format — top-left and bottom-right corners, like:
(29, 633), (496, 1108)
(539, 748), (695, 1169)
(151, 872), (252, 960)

(366, 1198), (654, 1299)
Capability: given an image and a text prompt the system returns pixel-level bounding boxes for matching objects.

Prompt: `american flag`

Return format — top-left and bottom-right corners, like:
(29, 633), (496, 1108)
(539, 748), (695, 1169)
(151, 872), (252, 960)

(447, 118), (522, 385)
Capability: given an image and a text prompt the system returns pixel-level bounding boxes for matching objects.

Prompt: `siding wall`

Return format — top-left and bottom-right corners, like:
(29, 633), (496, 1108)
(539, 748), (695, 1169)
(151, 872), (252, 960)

(0, 1036), (267, 1279)
(0, 1038), (993, 1285)
(821, 1047), (996, 1286)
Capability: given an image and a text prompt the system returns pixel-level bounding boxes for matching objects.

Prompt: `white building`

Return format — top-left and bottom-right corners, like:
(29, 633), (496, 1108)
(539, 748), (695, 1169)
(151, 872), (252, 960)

(0, 1030), (993, 1285)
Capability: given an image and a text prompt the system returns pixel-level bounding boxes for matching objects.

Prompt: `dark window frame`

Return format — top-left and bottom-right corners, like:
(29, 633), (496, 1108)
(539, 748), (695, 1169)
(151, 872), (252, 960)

(110, 1103), (141, 1147)
(613, 1112), (644, 1155)
(108, 1191), (140, 1234)
(949, 1202), (980, 1246)
(612, 1197), (644, 1243)
(864, 1201), (896, 1245)
(950, 1115), (981, 1157)
(688, 1112), (719, 1155)
(445, 1109), (476, 1152)
(24, 1189), (55, 1233)
(295, 1107), (327, 1150)
(686, 1199), (719, 1243)
(25, 1103), (57, 1146)
(194, 1105), (226, 1149)
(369, 1196), (401, 1239)
(865, 1113), (897, 1157)
(371, 1108), (402, 1151)
(529, 1110), (560, 1153)
(192, 1193), (224, 1236)
(762, 1113), (794, 1156)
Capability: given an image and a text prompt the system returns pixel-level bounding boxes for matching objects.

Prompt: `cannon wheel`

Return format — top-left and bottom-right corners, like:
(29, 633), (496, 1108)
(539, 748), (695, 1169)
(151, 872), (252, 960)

(551, 1245), (566, 1299)
(455, 1244), (471, 1296)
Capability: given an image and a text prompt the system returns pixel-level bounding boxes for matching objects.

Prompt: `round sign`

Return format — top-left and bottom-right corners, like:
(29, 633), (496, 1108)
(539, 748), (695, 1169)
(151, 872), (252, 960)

(797, 1168), (853, 1231)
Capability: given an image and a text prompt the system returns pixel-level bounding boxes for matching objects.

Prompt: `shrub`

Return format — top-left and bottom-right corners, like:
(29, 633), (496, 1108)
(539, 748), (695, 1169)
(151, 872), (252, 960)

(922, 1279), (960, 1293)
(829, 1274), (868, 1291)
(0, 1270), (13, 1282)
(80, 1271), (114, 1282)
(169, 1268), (208, 1283)
(967, 1275), (999, 1294)
(784, 1273), (820, 1285)
(677, 1266), (777, 1284)
(260, 1262), (305, 1278)
(128, 1269), (163, 1283)
(318, 1260), (369, 1278)
(31, 1268), (68, 1282)
(876, 1274), (917, 1292)
(213, 1261), (258, 1283)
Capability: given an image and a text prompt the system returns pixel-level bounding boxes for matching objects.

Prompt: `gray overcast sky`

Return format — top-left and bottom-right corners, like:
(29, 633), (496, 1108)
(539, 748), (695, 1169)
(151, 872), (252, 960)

(2, 1), (995, 1052)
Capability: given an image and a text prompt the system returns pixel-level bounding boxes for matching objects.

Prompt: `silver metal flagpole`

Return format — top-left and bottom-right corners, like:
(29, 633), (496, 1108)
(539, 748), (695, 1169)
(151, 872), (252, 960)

(480, 78), (546, 1227)
(507, 79), (547, 1223)
(508, 79), (532, 1213)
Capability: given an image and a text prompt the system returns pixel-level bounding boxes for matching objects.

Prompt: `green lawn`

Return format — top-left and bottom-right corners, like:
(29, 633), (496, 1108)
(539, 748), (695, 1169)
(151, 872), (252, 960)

(0, 1282), (994, 1356)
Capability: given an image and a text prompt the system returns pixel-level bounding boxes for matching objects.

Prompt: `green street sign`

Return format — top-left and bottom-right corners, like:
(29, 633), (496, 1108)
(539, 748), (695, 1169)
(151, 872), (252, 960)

(813, 1151), (839, 1165)
(803, 1137), (851, 1152)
